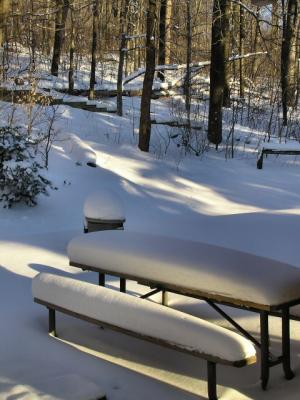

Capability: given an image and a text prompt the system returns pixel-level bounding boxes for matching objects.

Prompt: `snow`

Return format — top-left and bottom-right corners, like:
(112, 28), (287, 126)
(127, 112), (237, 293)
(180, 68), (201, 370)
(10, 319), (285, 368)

(5, 374), (106, 400)
(86, 100), (98, 106)
(33, 273), (256, 363)
(1, 84), (300, 398)
(260, 142), (300, 151)
(67, 230), (300, 307)
(83, 189), (126, 221)
(60, 133), (97, 167)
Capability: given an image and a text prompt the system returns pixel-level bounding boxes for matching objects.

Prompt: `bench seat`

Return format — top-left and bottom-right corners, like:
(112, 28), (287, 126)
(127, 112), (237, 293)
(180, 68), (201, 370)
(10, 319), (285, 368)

(67, 231), (300, 311)
(33, 273), (256, 400)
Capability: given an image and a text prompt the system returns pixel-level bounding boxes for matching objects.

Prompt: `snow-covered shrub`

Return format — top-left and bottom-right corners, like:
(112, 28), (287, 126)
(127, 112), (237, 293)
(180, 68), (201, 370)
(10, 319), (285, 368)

(0, 126), (53, 208)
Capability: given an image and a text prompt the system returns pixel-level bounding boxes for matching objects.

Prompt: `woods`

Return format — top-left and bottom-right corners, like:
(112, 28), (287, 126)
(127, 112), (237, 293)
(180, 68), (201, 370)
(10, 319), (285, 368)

(0, 0), (299, 152)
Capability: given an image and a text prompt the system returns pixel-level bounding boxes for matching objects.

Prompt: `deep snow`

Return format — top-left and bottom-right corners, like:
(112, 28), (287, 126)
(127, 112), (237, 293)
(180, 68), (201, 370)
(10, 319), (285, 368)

(1, 95), (300, 399)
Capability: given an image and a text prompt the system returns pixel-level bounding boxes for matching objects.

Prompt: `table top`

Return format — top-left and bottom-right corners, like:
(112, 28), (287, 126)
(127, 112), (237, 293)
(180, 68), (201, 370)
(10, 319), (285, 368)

(68, 231), (300, 311)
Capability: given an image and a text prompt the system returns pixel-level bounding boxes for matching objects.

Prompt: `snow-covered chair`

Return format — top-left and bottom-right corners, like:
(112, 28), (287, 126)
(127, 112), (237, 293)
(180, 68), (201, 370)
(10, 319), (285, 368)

(32, 273), (256, 400)
(67, 230), (300, 389)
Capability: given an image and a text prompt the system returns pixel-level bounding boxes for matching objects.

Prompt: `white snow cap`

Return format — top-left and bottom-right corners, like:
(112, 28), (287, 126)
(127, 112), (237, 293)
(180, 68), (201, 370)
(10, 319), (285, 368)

(83, 189), (126, 221)
(62, 133), (97, 167)
(260, 142), (300, 151)
(32, 273), (256, 363)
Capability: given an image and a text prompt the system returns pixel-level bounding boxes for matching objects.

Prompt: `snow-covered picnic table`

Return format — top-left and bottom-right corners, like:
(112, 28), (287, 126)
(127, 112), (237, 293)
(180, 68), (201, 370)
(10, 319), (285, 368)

(67, 230), (300, 390)
(257, 142), (300, 169)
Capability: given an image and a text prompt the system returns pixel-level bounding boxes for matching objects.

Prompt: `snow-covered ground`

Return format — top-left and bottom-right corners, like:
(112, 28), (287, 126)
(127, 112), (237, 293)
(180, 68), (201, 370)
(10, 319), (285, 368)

(1, 95), (300, 400)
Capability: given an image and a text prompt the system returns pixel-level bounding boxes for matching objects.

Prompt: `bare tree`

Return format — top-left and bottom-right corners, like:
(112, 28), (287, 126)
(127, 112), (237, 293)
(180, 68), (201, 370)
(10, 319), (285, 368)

(157, 0), (172, 81)
(51, 0), (70, 77)
(117, 0), (130, 116)
(68, 1), (75, 93)
(281, 0), (299, 125)
(89, 0), (100, 100)
(208, 0), (230, 147)
(0, 0), (10, 46)
(138, 0), (157, 152)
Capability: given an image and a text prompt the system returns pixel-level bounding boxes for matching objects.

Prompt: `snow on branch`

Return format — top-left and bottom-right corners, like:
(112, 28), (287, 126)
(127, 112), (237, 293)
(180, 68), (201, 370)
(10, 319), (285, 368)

(123, 52), (267, 86)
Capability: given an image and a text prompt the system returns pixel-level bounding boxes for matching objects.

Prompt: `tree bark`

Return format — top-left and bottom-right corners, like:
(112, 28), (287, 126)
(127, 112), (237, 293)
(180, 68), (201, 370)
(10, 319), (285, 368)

(239, 4), (245, 99)
(208, 0), (230, 147)
(223, 0), (231, 107)
(0, 0), (10, 46)
(68, 5), (75, 93)
(184, 0), (192, 118)
(51, 0), (69, 77)
(158, 0), (172, 81)
(117, 0), (129, 116)
(138, 0), (157, 152)
(89, 0), (100, 100)
(281, 0), (298, 125)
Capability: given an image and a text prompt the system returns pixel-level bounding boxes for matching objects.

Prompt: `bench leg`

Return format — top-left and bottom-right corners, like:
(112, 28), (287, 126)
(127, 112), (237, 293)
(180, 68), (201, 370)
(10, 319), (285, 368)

(49, 308), (56, 337)
(120, 278), (126, 293)
(257, 153), (263, 169)
(162, 290), (168, 306)
(98, 273), (105, 287)
(260, 311), (269, 390)
(282, 307), (295, 380)
(207, 361), (217, 400)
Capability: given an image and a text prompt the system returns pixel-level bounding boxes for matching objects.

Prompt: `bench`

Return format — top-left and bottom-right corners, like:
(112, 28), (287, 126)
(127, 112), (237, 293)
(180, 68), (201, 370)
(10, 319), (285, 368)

(257, 142), (300, 169)
(67, 230), (300, 389)
(32, 272), (256, 400)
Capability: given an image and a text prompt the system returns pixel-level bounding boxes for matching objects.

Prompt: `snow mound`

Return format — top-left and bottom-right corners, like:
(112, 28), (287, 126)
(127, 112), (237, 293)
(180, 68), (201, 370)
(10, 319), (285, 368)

(61, 134), (97, 167)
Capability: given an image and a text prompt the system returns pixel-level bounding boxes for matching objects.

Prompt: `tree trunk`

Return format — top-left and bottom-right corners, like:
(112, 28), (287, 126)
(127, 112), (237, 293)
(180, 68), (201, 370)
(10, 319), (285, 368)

(117, 0), (129, 116)
(89, 0), (100, 100)
(68, 6), (75, 93)
(184, 0), (192, 118)
(281, 0), (298, 125)
(0, 0), (10, 46)
(208, 0), (230, 147)
(223, 0), (231, 107)
(157, 0), (172, 81)
(295, 22), (300, 104)
(51, 0), (69, 77)
(239, 4), (245, 99)
(138, 0), (157, 153)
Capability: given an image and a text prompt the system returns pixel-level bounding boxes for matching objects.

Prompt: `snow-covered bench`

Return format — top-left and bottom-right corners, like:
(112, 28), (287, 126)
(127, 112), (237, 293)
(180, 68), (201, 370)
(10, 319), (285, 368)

(257, 142), (300, 169)
(67, 230), (300, 389)
(32, 273), (256, 400)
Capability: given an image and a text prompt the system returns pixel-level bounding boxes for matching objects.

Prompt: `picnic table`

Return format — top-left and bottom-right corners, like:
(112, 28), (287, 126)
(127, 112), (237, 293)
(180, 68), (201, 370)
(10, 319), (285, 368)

(68, 230), (300, 389)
